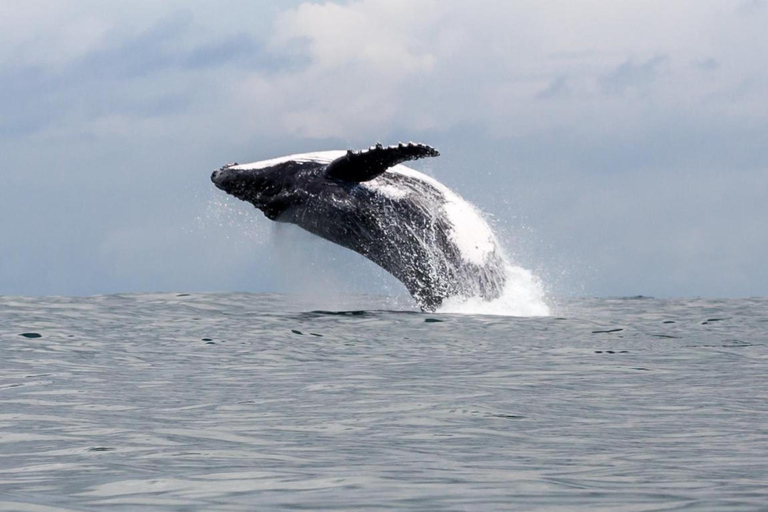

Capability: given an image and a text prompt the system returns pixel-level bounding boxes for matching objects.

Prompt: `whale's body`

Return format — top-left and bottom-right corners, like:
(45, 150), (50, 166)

(211, 144), (507, 311)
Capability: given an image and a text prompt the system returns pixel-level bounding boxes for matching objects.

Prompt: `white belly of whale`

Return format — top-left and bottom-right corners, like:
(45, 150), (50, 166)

(372, 165), (497, 266)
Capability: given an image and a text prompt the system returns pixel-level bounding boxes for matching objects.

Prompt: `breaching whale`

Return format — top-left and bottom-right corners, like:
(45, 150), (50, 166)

(211, 143), (507, 312)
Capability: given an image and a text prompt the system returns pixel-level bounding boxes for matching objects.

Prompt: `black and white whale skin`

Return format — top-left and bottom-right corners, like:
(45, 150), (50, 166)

(211, 143), (507, 312)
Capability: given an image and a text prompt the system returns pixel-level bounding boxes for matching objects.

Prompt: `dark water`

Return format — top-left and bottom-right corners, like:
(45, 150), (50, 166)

(1, 294), (766, 511)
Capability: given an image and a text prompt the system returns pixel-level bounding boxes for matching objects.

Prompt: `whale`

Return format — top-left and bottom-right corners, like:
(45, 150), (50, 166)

(211, 143), (507, 312)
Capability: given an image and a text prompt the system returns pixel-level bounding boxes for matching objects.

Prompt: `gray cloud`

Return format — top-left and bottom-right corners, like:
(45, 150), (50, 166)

(0, 9), (304, 138)
(599, 56), (668, 96)
(536, 76), (569, 100)
(737, 0), (767, 16)
(695, 57), (720, 71)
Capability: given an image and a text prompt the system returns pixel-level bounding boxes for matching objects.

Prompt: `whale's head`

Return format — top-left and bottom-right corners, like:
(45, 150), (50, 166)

(211, 159), (326, 220)
(211, 144), (439, 220)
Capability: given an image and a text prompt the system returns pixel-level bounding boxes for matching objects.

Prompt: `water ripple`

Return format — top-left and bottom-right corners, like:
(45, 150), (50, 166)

(0, 294), (766, 510)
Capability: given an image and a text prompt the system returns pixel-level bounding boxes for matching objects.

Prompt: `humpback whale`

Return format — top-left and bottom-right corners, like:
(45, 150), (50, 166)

(211, 143), (507, 312)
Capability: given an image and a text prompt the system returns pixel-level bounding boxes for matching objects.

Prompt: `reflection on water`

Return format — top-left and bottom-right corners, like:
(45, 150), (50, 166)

(1, 294), (767, 510)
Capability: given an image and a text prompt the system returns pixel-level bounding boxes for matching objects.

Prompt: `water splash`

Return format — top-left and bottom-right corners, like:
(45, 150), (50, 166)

(194, 191), (268, 243)
(438, 263), (550, 316)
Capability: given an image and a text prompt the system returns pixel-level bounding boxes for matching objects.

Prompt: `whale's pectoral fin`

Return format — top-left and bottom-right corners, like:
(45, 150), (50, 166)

(326, 142), (440, 182)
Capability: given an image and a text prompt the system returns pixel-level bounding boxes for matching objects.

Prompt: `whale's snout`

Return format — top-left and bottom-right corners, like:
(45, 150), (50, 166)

(211, 164), (266, 202)
(211, 169), (224, 189)
(212, 164), (239, 191)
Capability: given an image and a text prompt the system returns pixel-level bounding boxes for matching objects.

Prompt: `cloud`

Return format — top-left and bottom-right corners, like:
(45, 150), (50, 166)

(737, 0), (767, 16)
(272, 0), (438, 74)
(221, 0), (767, 142)
(0, 7), (305, 138)
(695, 57), (720, 71)
(599, 56), (668, 96)
(536, 76), (569, 100)
(228, 0), (442, 138)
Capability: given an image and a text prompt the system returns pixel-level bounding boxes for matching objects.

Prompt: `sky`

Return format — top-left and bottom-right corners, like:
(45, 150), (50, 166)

(1, 0), (767, 299)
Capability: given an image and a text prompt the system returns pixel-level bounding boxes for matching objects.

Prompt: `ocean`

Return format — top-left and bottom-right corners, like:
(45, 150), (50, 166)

(1, 293), (766, 511)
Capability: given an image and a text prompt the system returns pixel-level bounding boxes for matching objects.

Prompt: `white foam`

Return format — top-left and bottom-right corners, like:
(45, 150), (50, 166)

(438, 264), (551, 317)
(363, 180), (411, 200)
(442, 199), (497, 265)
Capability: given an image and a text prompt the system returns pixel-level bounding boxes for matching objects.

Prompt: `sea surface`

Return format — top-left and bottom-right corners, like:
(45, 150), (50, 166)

(1, 293), (766, 511)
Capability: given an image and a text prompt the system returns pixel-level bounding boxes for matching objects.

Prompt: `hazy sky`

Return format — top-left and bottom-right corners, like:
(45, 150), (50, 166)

(2, 0), (767, 299)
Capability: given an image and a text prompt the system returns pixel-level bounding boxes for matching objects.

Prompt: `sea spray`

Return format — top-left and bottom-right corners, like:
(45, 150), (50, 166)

(438, 263), (550, 316)
(270, 222), (407, 302)
(196, 192), (267, 243)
